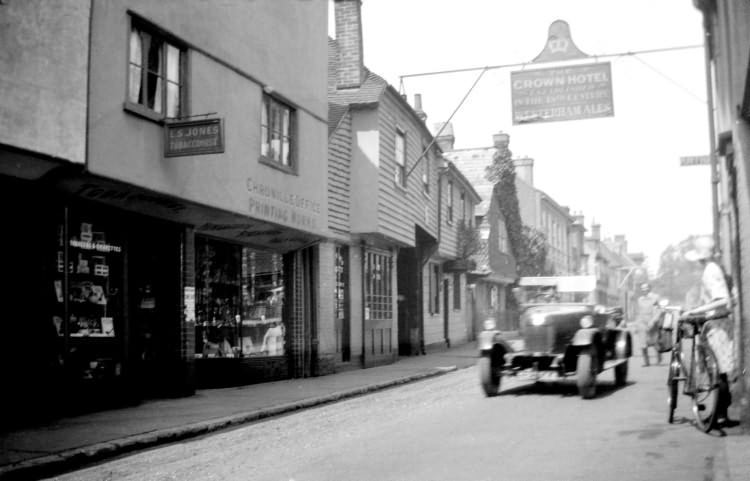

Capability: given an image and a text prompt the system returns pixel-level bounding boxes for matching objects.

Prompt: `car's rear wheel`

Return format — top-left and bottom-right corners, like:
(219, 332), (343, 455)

(479, 356), (500, 397)
(577, 349), (597, 399)
(614, 359), (628, 386)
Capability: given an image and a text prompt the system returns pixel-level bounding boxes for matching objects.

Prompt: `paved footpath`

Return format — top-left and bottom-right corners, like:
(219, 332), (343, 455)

(1, 340), (748, 480)
(0, 343), (478, 480)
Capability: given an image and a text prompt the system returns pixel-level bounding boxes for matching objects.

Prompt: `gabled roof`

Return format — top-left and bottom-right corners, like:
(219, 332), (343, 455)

(444, 146), (496, 215)
(327, 37), (437, 145)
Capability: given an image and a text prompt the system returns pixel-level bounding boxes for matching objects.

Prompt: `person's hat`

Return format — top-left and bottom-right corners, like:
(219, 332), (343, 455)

(685, 236), (715, 262)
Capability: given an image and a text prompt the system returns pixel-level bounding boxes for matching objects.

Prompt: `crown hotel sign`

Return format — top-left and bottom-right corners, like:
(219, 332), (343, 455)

(165, 118), (224, 157)
(511, 21), (614, 125)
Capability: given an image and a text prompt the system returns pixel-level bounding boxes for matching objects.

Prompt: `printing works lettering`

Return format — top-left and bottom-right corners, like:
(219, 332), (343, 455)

(246, 178), (321, 214)
(248, 198), (318, 230)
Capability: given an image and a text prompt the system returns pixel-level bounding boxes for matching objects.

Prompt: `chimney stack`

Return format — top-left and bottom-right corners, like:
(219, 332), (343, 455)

(414, 94), (427, 122)
(493, 131), (510, 149)
(334, 0), (365, 89)
(513, 157), (534, 185)
(434, 122), (455, 152)
(591, 223), (601, 241)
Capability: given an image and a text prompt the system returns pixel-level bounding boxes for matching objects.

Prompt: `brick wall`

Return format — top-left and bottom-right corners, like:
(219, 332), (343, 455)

(316, 242), (337, 371)
(333, 0), (363, 89)
(179, 226), (196, 394)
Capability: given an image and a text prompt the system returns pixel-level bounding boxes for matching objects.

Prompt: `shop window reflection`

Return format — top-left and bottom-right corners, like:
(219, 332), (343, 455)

(195, 238), (285, 358)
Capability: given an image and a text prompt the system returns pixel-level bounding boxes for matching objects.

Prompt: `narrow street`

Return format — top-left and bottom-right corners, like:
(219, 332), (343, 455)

(48, 361), (743, 481)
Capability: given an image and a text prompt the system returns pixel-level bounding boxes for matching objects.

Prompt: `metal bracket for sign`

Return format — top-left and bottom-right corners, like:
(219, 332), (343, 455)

(165, 112), (219, 123)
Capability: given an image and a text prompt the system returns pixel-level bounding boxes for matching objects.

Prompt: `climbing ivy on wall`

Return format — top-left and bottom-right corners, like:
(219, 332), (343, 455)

(485, 138), (550, 277)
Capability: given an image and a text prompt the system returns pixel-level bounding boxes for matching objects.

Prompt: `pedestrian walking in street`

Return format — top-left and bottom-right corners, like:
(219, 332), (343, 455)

(635, 283), (662, 366)
(683, 236), (738, 428)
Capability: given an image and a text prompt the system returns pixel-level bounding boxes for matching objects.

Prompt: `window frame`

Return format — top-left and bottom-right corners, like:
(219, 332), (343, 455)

(124, 15), (187, 123)
(394, 128), (407, 188)
(447, 180), (454, 225)
(259, 93), (297, 174)
(422, 146), (431, 196)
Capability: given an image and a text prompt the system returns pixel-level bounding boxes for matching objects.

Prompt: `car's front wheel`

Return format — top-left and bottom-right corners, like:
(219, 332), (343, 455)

(577, 349), (598, 399)
(479, 356), (501, 397)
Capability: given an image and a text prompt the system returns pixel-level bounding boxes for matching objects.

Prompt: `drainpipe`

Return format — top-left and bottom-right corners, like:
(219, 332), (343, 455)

(700, 8), (720, 248)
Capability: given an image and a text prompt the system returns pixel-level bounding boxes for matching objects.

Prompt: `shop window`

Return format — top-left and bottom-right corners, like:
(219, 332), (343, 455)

(126, 17), (185, 120)
(364, 251), (392, 321)
(53, 216), (124, 382)
(260, 94), (295, 171)
(195, 238), (285, 358)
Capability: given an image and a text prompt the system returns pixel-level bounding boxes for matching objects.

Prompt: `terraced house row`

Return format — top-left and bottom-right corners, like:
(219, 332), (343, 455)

(0, 0), (639, 428)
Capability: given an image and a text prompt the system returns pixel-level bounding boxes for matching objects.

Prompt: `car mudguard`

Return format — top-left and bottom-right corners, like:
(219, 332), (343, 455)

(478, 330), (514, 354)
(571, 328), (600, 347)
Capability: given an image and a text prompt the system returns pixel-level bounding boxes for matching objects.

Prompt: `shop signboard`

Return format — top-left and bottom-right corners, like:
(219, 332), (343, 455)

(165, 118), (224, 157)
(511, 62), (614, 125)
(679, 155), (711, 166)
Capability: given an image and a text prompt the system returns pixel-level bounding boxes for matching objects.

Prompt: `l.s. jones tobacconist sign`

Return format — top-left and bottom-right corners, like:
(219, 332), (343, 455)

(164, 118), (224, 157)
(511, 62), (614, 124)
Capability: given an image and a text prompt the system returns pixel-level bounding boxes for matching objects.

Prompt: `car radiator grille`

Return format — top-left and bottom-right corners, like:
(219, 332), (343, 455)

(524, 324), (555, 353)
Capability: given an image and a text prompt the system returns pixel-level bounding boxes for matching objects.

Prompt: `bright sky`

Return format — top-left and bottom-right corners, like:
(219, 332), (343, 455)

(330, 0), (712, 272)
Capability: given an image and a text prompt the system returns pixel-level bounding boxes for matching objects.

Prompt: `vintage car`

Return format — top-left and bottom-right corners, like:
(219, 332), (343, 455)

(478, 275), (632, 399)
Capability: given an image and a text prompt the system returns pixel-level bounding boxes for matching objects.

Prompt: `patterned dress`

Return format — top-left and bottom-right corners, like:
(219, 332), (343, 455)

(700, 261), (735, 375)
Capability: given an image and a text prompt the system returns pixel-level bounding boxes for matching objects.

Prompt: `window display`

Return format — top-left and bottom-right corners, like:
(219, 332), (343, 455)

(54, 218), (123, 381)
(195, 238), (285, 359)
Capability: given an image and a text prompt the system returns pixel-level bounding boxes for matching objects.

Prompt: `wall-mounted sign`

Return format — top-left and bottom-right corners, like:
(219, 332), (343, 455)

(165, 118), (224, 157)
(679, 155), (711, 166)
(511, 62), (614, 125)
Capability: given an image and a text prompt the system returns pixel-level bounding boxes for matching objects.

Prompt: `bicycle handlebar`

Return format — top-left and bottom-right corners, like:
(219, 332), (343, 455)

(679, 310), (729, 324)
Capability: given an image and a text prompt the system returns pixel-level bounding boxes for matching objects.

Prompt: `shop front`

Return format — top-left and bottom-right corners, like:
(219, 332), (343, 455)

(0, 173), (187, 426)
(193, 236), (291, 387)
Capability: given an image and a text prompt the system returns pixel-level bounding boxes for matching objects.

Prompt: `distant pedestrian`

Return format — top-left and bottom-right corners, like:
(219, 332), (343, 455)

(635, 283), (662, 366)
(683, 235), (737, 428)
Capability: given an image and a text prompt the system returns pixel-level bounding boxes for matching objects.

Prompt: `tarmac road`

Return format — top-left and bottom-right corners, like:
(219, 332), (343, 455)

(45, 360), (749, 481)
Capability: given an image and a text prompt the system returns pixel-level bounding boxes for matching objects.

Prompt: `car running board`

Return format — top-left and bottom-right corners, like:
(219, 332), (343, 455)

(602, 359), (628, 370)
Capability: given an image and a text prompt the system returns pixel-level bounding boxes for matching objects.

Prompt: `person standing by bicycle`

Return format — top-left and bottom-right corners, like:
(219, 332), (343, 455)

(635, 283), (662, 366)
(683, 235), (738, 428)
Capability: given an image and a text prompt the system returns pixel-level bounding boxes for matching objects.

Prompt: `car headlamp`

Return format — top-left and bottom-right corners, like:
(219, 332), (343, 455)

(530, 312), (546, 326)
(483, 318), (497, 331)
(580, 315), (594, 329)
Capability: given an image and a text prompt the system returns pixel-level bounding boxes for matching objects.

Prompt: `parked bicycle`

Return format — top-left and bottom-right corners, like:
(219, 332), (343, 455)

(666, 309), (726, 432)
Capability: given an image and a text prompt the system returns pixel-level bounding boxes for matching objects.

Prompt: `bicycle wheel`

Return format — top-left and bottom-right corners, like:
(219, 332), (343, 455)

(691, 343), (721, 432)
(667, 351), (679, 424)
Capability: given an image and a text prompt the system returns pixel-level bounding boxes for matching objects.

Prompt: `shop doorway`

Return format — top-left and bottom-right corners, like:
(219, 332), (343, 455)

(129, 221), (181, 398)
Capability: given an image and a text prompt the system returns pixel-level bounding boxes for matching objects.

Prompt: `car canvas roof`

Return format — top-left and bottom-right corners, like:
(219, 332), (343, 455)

(518, 276), (597, 293)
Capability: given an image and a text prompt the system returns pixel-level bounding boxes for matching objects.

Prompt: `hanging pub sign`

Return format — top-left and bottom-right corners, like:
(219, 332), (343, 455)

(511, 20), (614, 125)
(511, 62), (614, 125)
(164, 118), (224, 157)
